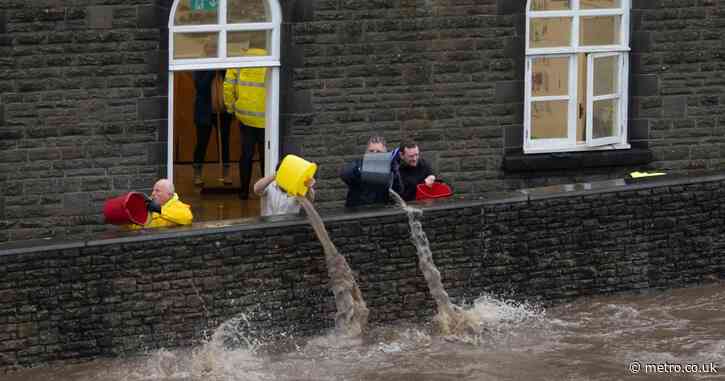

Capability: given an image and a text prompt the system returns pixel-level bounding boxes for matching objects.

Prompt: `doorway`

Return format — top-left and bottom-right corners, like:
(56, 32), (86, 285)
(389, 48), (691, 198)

(171, 69), (264, 222)
(167, 0), (282, 223)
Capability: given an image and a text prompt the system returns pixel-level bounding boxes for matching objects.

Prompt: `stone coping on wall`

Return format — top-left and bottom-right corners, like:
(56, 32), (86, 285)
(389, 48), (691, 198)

(3, 171), (725, 257)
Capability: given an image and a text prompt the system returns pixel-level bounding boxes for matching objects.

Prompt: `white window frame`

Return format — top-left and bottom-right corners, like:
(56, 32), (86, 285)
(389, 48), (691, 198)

(167, 0), (282, 182)
(587, 52), (625, 146)
(524, 0), (630, 154)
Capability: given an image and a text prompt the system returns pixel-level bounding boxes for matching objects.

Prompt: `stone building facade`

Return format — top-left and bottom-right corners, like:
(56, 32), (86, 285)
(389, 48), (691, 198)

(1, 0), (724, 241)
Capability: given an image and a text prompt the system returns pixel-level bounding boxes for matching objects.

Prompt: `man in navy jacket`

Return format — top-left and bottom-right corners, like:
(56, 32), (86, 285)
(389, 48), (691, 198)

(339, 136), (403, 208)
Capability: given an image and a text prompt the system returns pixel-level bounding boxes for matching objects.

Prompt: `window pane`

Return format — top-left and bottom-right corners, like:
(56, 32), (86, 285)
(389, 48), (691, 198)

(532, 100), (569, 139)
(532, 57), (569, 97)
(531, 0), (571, 11)
(580, 16), (620, 46)
(174, 33), (218, 59)
(593, 99), (618, 139)
(228, 31), (269, 57)
(580, 0), (620, 9)
(530, 18), (572, 48)
(228, 0), (270, 23)
(593, 55), (618, 96)
(174, 0), (218, 25)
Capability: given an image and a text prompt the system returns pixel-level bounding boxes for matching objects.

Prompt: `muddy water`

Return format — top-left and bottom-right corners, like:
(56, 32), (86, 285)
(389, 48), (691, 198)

(4, 283), (724, 381)
(388, 190), (481, 337)
(296, 196), (369, 338)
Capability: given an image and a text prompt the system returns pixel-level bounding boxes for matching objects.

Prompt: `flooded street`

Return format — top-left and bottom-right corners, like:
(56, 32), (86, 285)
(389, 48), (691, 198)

(3, 282), (723, 381)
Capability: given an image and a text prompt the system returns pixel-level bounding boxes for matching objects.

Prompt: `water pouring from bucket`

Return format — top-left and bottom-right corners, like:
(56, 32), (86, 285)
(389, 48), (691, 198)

(275, 154), (369, 337)
(389, 190), (482, 338)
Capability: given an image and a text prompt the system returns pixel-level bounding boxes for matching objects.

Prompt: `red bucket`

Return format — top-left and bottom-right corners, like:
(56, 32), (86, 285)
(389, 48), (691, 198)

(103, 192), (149, 225)
(416, 182), (453, 201)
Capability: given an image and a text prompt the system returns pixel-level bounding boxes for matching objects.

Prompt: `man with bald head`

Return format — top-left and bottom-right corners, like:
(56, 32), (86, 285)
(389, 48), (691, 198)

(129, 178), (193, 229)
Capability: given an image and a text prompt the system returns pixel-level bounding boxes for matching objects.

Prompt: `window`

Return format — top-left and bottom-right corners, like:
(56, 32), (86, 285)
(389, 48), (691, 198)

(525, 0), (630, 154)
(167, 0), (281, 181)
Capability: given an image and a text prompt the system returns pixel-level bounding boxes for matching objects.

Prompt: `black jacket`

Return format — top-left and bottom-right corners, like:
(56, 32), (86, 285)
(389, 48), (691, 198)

(340, 159), (403, 208)
(398, 158), (434, 201)
(192, 70), (224, 128)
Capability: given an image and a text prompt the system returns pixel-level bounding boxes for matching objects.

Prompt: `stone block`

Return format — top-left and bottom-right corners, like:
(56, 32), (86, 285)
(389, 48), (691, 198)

(631, 31), (651, 53)
(138, 97), (166, 121)
(87, 6), (114, 30)
(629, 119), (649, 140)
(146, 142), (166, 165)
(497, 0), (525, 15)
(63, 193), (92, 214)
(632, 0), (660, 10)
(495, 81), (523, 103)
(81, 177), (111, 192)
(631, 75), (659, 97)
(289, 0), (314, 22)
(136, 5), (159, 29)
(504, 125), (523, 148)
(663, 96), (686, 118)
(288, 90), (313, 114)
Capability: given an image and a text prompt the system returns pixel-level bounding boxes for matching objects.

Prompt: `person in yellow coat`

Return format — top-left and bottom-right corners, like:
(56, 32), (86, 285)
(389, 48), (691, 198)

(224, 46), (268, 199)
(128, 179), (193, 229)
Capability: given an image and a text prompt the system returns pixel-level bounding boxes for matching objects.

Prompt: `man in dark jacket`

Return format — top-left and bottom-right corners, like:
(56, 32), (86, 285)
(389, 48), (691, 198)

(397, 140), (436, 201)
(340, 136), (403, 207)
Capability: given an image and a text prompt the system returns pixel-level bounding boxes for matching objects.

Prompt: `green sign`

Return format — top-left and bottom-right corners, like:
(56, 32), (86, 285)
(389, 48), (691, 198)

(190, 0), (218, 11)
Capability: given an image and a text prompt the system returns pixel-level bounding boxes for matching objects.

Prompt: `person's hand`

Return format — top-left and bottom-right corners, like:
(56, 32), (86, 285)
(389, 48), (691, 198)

(144, 195), (162, 214)
(424, 175), (435, 188)
(304, 177), (316, 188)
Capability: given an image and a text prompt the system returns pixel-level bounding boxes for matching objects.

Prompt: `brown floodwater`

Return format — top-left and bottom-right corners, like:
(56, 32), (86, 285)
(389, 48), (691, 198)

(297, 196), (369, 337)
(3, 282), (723, 381)
(389, 189), (481, 337)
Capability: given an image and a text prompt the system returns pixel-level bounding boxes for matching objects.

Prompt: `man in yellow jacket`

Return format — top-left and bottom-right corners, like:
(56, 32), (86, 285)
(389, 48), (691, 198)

(129, 179), (193, 229)
(224, 47), (268, 199)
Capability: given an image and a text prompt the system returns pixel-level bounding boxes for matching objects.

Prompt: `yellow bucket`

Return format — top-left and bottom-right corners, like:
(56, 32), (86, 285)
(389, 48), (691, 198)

(275, 154), (318, 197)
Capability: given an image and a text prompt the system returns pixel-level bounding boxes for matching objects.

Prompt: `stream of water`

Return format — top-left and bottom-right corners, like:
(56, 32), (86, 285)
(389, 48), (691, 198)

(388, 190), (481, 338)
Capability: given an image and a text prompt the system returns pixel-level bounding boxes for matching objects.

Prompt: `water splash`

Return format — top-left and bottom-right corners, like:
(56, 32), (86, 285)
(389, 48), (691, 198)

(81, 314), (269, 381)
(389, 190), (482, 338)
(297, 197), (370, 338)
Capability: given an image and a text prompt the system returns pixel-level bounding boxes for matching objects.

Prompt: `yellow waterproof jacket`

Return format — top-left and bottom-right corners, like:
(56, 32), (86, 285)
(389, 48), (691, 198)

(128, 193), (193, 229)
(223, 48), (268, 128)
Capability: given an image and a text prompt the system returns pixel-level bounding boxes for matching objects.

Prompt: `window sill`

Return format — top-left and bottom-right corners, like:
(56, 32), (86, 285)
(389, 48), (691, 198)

(523, 143), (630, 155)
(503, 147), (652, 172)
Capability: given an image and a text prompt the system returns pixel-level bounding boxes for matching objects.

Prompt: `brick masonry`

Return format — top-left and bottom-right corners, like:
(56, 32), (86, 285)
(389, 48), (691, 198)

(0, 175), (723, 370)
(2, 0), (725, 240)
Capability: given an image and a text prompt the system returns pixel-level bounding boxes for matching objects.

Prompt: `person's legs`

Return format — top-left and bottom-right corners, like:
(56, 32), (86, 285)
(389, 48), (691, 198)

(238, 123), (256, 199)
(193, 122), (212, 185)
(219, 112), (233, 183)
(252, 126), (265, 176)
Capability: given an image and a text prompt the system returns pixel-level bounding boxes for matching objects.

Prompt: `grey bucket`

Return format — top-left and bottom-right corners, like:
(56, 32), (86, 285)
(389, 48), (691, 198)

(361, 152), (393, 187)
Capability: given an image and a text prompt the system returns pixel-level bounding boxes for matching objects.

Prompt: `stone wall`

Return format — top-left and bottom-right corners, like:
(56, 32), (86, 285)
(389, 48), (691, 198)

(3, 0), (725, 241)
(0, 174), (723, 370)
(0, 0), (168, 242)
